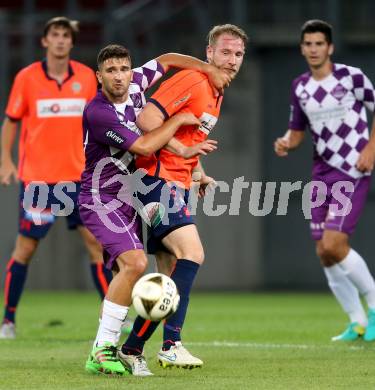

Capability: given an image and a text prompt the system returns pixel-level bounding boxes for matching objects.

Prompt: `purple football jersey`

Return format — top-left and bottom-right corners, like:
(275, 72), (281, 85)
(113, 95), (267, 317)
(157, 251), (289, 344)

(289, 63), (375, 179)
(80, 59), (164, 194)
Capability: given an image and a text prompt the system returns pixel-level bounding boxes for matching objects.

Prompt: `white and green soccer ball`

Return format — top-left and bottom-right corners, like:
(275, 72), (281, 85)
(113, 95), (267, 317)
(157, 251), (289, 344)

(131, 273), (180, 321)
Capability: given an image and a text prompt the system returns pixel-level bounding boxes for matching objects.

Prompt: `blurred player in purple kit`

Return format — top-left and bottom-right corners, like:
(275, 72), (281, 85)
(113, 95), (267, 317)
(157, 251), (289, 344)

(274, 20), (375, 341)
(80, 44), (230, 375)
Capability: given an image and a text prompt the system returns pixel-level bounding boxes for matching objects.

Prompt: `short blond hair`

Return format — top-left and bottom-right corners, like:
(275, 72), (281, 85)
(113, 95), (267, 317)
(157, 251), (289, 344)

(207, 24), (248, 46)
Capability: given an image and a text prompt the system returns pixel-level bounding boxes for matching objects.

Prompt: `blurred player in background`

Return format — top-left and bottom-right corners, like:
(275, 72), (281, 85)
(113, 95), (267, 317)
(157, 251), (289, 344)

(81, 44), (230, 376)
(0, 17), (111, 339)
(274, 19), (375, 341)
(118, 24), (247, 375)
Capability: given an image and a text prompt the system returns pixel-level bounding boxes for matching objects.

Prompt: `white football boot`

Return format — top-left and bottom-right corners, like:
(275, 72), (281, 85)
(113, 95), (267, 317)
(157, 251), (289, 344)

(157, 341), (203, 369)
(117, 350), (154, 376)
(0, 321), (16, 339)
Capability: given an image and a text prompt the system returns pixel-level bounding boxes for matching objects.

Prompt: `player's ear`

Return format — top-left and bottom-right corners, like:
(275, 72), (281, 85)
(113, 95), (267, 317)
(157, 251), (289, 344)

(206, 45), (213, 62)
(41, 37), (48, 49)
(328, 44), (334, 56)
(96, 70), (102, 84)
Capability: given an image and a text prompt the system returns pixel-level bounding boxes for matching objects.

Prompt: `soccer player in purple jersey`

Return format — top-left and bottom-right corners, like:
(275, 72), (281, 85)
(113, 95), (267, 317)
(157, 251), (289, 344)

(80, 44), (230, 376)
(274, 20), (375, 341)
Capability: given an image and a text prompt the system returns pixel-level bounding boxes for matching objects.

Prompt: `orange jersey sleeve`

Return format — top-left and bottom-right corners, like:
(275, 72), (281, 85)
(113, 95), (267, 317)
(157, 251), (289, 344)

(6, 68), (29, 120)
(149, 70), (208, 118)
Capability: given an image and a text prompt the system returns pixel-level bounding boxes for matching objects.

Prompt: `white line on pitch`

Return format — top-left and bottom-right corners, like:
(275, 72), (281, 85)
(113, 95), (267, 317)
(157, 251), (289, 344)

(185, 341), (374, 351)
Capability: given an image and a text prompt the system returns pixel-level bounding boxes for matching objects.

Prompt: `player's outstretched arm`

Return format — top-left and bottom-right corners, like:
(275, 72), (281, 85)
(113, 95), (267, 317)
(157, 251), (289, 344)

(156, 53), (231, 95)
(274, 129), (305, 157)
(129, 113), (200, 157)
(0, 117), (19, 185)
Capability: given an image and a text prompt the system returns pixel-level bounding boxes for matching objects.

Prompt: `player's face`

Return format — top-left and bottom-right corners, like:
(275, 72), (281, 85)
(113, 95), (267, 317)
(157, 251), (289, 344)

(206, 33), (245, 79)
(41, 25), (73, 59)
(97, 57), (132, 103)
(301, 32), (333, 69)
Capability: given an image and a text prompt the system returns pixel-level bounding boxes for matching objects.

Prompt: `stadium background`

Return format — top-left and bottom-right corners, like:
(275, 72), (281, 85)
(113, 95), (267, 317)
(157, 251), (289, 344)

(0, 0), (374, 291)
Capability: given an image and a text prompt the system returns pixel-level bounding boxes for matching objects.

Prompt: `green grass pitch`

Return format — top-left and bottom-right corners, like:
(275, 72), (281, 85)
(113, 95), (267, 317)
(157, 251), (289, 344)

(1, 292), (375, 389)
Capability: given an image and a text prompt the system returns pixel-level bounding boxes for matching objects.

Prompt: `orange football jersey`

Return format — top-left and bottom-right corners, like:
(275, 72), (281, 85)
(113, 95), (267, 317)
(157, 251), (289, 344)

(136, 70), (223, 188)
(6, 60), (97, 183)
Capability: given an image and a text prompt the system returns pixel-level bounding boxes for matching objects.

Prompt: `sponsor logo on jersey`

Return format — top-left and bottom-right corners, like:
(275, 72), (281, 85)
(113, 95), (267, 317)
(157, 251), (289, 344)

(106, 130), (125, 144)
(173, 93), (191, 108)
(198, 112), (218, 135)
(37, 98), (86, 118)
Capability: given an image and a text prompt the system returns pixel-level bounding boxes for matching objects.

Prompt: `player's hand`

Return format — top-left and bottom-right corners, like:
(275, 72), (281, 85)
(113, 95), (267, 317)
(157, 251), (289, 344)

(356, 144), (375, 173)
(182, 140), (218, 159)
(0, 160), (18, 185)
(206, 65), (232, 96)
(175, 113), (201, 127)
(192, 173), (217, 198)
(274, 137), (291, 157)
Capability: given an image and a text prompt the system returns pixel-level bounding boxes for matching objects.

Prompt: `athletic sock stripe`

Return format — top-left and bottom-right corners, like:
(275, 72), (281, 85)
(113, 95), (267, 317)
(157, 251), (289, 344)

(137, 319), (152, 337)
(96, 263), (109, 295)
(6, 258), (15, 271)
(4, 270), (12, 306)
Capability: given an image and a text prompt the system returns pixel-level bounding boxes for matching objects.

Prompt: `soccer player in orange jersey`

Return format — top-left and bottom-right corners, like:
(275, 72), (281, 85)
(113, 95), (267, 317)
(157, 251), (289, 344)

(118, 24), (247, 373)
(0, 17), (108, 339)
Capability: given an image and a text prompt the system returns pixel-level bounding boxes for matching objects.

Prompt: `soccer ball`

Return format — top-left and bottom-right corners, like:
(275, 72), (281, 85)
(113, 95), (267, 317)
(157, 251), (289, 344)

(132, 273), (180, 321)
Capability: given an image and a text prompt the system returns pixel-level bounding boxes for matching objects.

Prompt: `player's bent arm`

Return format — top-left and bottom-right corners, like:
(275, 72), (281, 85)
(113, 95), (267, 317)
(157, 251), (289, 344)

(274, 129), (305, 157)
(156, 53), (230, 93)
(130, 113), (200, 157)
(285, 129), (305, 149)
(0, 117), (19, 185)
(1, 117), (18, 163)
(136, 103), (188, 156)
(136, 102), (165, 133)
(365, 118), (375, 152)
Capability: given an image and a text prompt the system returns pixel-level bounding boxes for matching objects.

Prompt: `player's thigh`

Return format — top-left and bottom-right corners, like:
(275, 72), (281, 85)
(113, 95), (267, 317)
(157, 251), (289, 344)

(161, 224), (204, 263)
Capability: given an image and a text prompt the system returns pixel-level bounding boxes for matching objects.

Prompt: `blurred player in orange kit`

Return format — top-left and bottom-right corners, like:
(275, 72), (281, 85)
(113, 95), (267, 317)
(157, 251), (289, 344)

(0, 16), (111, 339)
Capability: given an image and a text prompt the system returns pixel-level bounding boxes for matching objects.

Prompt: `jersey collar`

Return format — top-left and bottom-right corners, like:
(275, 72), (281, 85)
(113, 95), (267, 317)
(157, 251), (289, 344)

(41, 59), (74, 87)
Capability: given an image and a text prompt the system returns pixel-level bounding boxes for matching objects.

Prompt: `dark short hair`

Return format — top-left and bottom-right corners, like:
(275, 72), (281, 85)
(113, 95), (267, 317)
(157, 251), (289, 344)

(207, 24), (248, 47)
(301, 19), (333, 44)
(43, 16), (79, 44)
(97, 44), (132, 69)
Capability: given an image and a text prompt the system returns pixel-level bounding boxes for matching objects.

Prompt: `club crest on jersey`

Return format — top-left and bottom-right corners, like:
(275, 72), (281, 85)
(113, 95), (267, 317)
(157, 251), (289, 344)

(71, 82), (82, 93)
(131, 93), (143, 109)
(173, 93), (191, 107)
(331, 84), (347, 100)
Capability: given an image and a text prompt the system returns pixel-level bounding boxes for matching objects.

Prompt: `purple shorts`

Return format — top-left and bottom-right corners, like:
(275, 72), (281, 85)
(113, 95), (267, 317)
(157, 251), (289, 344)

(310, 163), (371, 240)
(78, 190), (143, 270)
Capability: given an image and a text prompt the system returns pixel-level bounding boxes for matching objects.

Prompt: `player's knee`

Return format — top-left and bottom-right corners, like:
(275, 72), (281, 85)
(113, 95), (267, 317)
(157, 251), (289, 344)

(133, 256), (148, 276)
(12, 237), (38, 263)
(120, 251), (148, 277)
(318, 239), (342, 263)
(179, 248), (205, 264)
